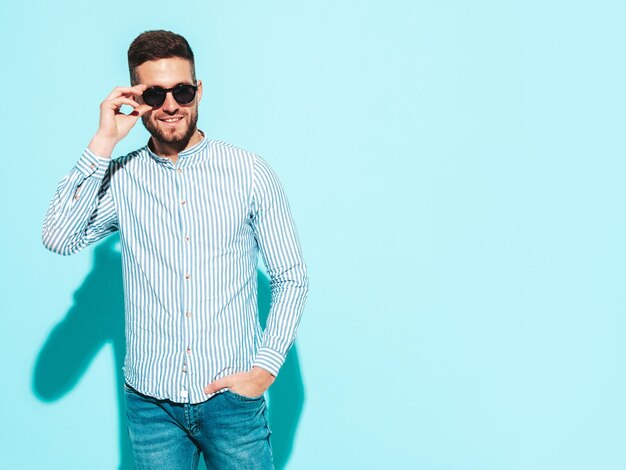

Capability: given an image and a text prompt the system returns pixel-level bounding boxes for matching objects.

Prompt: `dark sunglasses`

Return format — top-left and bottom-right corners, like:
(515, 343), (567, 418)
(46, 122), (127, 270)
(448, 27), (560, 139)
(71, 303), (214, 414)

(142, 84), (198, 108)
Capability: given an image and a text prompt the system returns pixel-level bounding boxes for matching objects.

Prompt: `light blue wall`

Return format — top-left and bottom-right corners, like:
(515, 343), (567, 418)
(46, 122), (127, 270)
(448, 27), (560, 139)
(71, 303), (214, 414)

(2, 1), (626, 468)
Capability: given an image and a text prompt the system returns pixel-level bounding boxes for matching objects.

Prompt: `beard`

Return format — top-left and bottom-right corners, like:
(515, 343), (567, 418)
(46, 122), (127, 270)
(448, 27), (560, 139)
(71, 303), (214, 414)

(142, 106), (199, 149)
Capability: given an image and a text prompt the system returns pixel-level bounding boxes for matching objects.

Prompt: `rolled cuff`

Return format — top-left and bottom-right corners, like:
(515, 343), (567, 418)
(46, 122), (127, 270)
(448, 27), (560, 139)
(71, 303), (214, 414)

(252, 347), (286, 377)
(75, 148), (111, 179)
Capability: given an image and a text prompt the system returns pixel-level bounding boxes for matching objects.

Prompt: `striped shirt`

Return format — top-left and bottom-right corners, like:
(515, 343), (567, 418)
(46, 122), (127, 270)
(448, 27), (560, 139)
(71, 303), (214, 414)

(42, 137), (308, 404)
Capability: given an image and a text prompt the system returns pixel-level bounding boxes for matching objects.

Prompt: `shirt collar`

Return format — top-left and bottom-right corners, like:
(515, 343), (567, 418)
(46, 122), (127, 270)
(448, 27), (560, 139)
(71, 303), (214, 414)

(145, 130), (208, 165)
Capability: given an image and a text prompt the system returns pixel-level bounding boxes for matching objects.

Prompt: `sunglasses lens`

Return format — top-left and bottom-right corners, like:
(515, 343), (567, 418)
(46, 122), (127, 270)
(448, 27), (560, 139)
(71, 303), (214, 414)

(142, 85), (197, 107)
(172, 85), (197, 104)
(143, 87), (166, 107)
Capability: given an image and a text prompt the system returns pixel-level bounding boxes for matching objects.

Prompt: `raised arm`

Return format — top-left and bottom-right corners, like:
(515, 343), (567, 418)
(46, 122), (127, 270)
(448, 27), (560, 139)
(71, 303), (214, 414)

(42, 85), (152, 255)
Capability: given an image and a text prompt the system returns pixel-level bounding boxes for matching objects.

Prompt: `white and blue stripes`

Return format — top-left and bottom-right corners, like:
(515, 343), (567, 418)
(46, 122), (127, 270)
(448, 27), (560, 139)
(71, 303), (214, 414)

(42, 138), (308, 404)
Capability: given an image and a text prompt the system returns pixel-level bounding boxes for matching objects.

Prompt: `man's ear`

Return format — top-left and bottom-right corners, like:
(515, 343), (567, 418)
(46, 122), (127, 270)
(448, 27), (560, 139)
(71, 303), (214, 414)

(197, 79), (203, 103)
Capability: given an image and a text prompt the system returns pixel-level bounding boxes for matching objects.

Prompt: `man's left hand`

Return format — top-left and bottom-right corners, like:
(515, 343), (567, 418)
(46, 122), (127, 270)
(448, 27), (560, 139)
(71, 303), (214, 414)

(204, 367), (275, 398)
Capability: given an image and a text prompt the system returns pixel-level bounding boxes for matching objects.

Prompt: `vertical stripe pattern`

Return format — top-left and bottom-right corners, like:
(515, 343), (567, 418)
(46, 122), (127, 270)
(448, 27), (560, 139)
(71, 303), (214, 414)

(42, 138), (309, 404)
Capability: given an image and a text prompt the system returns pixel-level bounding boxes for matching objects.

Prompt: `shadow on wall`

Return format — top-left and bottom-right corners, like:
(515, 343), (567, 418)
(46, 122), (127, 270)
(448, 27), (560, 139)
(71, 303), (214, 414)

(32, 234), (305, 470)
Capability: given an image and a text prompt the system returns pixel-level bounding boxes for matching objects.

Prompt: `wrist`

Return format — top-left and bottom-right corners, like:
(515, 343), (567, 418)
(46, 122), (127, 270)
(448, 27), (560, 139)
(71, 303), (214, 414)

(88, 133), (118, 158)
(251, 367), (275, 386)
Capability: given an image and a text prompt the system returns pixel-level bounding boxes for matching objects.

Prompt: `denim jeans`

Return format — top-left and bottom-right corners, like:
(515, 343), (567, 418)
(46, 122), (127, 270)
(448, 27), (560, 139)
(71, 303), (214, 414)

(124, 383), (274, 470)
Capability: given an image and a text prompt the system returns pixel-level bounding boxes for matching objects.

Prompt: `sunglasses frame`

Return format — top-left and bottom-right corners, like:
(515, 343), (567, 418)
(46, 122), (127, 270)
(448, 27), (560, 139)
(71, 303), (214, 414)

(142, 83), (199, 108)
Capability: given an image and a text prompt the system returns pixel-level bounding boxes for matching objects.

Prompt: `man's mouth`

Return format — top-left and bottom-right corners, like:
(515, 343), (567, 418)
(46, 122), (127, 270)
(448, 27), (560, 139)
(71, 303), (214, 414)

(159, 116), (184, 124)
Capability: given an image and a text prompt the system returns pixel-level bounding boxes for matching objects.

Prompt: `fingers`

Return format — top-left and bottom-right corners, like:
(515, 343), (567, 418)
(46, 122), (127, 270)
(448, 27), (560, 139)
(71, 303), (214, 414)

(102, 99), (153, 120)
(204, 377), (230, 395)
(100, 85), (151, 118)
(102, 97), (141, 112)
(203, 371), (248, 394)
(105, 84), (146, 100)
(132, 103), (153, 117)
(94, 85), (149, 146)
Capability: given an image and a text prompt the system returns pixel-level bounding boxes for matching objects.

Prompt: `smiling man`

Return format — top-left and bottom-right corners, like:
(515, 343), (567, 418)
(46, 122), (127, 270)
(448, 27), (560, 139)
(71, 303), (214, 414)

(42, 30), (308, 470)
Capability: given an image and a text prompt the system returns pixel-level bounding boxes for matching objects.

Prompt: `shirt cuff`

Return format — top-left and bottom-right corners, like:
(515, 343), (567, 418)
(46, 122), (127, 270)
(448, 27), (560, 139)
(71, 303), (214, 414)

(75, 148), (111, 179)
(252, 347), (286, 377)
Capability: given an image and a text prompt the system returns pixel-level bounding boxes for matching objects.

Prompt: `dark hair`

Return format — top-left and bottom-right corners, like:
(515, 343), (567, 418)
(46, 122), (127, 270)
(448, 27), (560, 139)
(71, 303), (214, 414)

(127, 30), (195, 84)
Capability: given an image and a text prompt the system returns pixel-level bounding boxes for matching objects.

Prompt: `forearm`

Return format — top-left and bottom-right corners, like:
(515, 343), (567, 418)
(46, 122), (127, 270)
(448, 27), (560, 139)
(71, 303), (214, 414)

(42, 149), (117, 255)
(253, 262), (309, 376)
(250, 154), (309, 376)
(87, 132), (119, 159)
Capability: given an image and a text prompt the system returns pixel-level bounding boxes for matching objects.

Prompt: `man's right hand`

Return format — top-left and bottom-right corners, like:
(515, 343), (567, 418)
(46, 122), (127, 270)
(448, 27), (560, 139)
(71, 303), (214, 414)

(87, 85), (153, 158)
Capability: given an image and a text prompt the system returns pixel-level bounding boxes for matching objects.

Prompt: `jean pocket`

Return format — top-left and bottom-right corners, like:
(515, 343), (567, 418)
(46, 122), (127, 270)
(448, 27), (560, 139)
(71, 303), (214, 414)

(225, 389), (264, 402)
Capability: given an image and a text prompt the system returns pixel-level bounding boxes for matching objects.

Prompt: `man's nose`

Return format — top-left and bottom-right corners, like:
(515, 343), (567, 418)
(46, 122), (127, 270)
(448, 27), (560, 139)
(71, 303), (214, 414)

(161, 91), (179, 113)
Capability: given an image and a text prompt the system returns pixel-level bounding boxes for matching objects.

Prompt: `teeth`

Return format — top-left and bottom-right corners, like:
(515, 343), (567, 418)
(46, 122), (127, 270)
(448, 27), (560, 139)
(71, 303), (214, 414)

(163, 117), (181, 122)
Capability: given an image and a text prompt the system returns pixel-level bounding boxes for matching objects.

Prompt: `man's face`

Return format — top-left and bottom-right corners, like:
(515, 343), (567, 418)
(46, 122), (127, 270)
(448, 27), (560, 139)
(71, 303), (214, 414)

(134, 57), (202, 146)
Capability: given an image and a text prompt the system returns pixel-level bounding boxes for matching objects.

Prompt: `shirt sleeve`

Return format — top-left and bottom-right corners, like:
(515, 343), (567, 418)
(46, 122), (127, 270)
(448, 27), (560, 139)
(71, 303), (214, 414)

(42, 148), (119, 255)
(249, 155), (309, 377)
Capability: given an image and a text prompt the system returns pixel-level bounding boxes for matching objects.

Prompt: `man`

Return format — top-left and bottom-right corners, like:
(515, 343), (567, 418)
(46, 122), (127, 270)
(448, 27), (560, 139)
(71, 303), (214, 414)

(42, 30), (308, 470)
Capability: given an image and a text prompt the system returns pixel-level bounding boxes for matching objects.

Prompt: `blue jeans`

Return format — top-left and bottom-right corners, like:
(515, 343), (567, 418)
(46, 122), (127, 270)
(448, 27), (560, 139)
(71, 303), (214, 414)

(124, 383), (274, 470)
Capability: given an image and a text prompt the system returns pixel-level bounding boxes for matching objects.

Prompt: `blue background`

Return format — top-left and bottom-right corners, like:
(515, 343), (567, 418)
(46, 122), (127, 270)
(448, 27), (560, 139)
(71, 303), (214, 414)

(2, 1), (626, 468)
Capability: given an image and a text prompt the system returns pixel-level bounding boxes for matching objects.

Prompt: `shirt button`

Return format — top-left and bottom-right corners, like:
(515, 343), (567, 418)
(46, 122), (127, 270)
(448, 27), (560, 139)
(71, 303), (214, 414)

(74, 194), (79, 200)
(90, 163), (96, 169)
(185, 235), (190, 242)
(185, 273), (191, 280)
(182, 364), (187, 373)
(185, 311), (192, 318)
(181, 200), (186, 205)
(186, 347), (192, 356)
(177, 168), (183, 174)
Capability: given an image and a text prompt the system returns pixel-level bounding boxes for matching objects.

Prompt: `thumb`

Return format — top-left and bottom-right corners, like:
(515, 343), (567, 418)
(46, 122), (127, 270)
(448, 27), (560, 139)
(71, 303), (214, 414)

(130, 104), (153, 118)
(204, 377), (229, 395)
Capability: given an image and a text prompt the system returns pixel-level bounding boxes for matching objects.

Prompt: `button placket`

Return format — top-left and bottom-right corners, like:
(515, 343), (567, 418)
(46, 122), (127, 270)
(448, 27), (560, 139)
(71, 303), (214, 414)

(176, 161), (193, 399)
